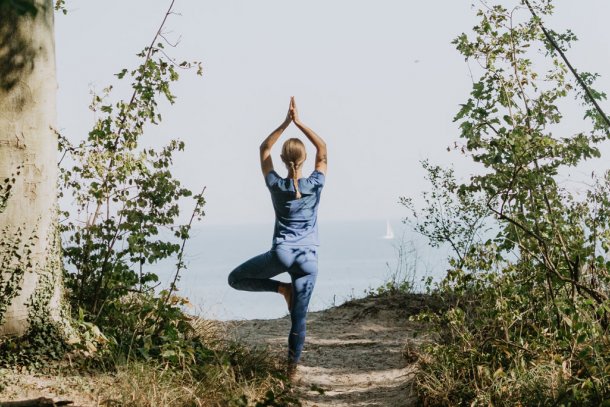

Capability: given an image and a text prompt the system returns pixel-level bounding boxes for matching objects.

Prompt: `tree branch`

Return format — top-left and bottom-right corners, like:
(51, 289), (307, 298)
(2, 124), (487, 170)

(523, 0), (610, 132)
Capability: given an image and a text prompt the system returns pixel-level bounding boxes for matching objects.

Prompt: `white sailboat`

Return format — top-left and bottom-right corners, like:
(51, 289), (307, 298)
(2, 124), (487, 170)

(382, 220), (395, 240)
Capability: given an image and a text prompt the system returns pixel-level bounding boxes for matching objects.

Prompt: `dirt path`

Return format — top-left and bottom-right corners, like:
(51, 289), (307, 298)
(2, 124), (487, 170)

(229, 293), (433, 407)
(0, 293), (433, 406)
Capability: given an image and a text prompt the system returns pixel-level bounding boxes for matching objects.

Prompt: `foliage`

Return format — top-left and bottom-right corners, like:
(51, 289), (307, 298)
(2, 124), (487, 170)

(0, 227), (71, 368)
(0, 228), (33, 328)
(91, 318), (300, 407)
(0, 0), (37, 16)
(54, 0), (66, 14)
(405, 1), (610, 405)
(55, 3), (209, 373)
(0, 171), (16, 214)
(0, 0), (66, 16)
(0, 173), (30, 328)
(0, 319), (299, 406)
(401, 160), (490, 270)
(0, 172), (63, 368)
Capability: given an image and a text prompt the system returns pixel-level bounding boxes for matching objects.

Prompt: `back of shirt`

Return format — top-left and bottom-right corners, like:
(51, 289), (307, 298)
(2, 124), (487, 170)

(265, 169), (325, 247)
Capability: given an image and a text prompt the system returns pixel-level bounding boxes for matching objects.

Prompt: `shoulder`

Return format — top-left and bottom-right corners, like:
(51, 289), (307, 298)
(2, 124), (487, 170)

(264, 170), (281, 188)
(306, 169), (325, 187)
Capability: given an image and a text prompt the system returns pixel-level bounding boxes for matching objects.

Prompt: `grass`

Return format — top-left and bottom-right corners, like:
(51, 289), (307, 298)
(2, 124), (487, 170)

(0, 317), (299, 407)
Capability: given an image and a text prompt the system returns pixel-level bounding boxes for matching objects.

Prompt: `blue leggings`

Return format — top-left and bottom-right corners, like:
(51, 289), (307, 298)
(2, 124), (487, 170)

(228, 245), (318, 363)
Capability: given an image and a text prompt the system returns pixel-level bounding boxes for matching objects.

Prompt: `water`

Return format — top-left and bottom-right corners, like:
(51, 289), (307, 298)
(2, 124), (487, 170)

(152, 219), (449, 320)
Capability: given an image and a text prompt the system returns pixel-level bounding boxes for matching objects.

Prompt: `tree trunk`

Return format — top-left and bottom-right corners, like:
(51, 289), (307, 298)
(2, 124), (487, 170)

(0, 0), (63, 336)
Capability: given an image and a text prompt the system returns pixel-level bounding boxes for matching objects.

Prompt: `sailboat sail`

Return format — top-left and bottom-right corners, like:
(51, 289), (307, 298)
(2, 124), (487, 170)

(383, 220), (395, 239)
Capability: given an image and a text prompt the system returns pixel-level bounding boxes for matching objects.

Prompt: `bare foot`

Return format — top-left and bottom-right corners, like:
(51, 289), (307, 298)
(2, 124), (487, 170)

(278, 282), (293, 312)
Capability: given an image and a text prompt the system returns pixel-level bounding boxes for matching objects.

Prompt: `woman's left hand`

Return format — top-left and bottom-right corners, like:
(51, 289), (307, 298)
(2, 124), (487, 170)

(282, 98), (293, 127)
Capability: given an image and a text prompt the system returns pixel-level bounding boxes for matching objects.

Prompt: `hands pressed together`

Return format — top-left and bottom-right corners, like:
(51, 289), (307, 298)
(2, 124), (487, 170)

(261, 96), (327, 176)
(282, 96), (301, 127)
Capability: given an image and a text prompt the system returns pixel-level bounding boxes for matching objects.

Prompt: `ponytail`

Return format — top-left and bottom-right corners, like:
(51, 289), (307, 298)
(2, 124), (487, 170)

(281, 138), (306, 200)
(289, 161), (302, 199)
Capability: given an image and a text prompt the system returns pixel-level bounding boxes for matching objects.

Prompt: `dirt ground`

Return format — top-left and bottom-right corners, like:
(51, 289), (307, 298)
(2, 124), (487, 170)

(229, 292), (435, 407)
(0, 368), (114, 406)
(0, 292), (434, 406)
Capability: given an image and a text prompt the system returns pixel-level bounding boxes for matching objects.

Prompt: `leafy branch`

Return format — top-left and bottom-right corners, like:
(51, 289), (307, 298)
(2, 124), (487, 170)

(523, 0), (610, 132)
(59, 0), (205, 329)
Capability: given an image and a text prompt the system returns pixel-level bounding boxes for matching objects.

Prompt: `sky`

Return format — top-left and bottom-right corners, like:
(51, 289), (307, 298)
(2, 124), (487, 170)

(54, 0), (610, 226)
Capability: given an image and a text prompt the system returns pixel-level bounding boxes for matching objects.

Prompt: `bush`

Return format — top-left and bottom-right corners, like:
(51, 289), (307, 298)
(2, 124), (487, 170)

(405, 1), (610, 404)
(57, 6), (205, 366)
(97, 314), (299, 407)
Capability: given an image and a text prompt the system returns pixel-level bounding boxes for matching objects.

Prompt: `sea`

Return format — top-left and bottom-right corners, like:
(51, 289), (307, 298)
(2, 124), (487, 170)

(151, 219), (450, 321)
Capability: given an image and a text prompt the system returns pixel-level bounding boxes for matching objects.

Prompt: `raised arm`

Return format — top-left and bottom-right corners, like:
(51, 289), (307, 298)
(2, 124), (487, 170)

(290, 98), (327, 174)
(260, 99), (292, 176)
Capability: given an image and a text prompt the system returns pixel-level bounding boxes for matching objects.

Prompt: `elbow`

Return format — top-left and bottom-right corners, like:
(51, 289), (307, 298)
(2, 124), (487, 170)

(259, 143), (270, 152)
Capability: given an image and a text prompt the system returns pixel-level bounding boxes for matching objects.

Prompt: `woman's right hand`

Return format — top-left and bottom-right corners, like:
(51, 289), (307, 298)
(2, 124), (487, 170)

(282, 97), (293, 127)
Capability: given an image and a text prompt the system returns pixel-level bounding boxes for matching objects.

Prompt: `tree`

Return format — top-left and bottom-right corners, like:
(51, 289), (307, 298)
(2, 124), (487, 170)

(0, 0), (65, 337)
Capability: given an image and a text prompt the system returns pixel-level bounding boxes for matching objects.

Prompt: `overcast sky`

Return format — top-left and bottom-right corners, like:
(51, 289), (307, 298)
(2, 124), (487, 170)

(55, 1), (610, 226)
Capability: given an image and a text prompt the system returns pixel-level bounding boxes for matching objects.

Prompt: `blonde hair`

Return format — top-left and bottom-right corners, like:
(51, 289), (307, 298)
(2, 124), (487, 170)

(281, 138), (306, 199)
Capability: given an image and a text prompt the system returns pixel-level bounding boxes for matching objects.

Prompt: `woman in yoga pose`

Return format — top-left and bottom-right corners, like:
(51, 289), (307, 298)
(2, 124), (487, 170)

(228, 97), (327, 374)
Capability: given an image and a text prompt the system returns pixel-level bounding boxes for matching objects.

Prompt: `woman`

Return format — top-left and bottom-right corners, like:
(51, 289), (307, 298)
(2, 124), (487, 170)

(228, 96), (327, 374)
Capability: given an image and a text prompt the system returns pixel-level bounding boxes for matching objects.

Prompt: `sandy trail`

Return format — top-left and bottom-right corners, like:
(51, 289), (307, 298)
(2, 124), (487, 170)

(230, 293), (432, 407)
(0, 293), (432, 406)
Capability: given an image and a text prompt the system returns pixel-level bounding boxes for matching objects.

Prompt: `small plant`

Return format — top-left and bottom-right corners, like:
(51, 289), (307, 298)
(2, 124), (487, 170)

(373, 237), (420, 295)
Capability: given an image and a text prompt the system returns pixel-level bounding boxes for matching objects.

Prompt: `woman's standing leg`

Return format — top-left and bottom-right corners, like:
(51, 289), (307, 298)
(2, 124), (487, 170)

(285, 247), (318, 364)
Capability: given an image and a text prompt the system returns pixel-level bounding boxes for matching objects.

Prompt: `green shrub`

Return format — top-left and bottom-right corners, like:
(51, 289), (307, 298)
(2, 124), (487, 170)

(405, 1), (610, 404)
(57, 8), (205, 366)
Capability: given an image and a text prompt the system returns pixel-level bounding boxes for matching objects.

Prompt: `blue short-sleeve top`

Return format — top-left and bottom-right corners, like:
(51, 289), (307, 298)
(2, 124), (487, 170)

(264, 169), (325, 247)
